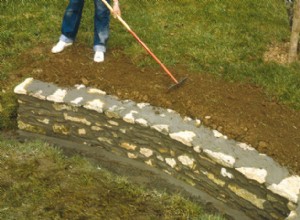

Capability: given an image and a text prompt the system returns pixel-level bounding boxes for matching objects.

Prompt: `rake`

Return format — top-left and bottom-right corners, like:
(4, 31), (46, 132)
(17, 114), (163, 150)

(101, 0), (187, 90)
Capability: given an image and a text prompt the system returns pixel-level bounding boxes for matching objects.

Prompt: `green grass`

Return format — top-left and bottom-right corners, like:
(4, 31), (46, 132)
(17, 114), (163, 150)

(0, 0), (299, 121)
(0, 137), (224, 220)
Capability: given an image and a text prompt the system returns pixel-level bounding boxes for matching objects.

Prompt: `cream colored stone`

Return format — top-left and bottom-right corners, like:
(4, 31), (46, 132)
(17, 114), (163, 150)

(158, 147), (169, 154)
(75, 84), (86, 90)
(53, 124), (70, 135)
(236, 167), (267, 184)
(237, 142), (255, 151)
(87, 88), (106, 95)
(135, 118), (148, 127)
(91, 126), (103, 131)
(127, 152), (138, 159)
(193, 145), (202, 153)
(145, 159), (153, 166)
(31, 90), (46, 100)
(64, 113), (91, 126)
(157, 155), (164, 161)
(112, 132), (118, 138)
(105, 111), (120, 119)
(288, 201), (298, 211)
(206, 173), (225, 187)
(228, 184), (266, 209)
(137, 103), (150, 109)
(167, 109), (175, 113)
(84, 99), (105, 113)
(169, 131), (196, 147)
(37, 118), (50, 124)
(204, 149), (235, 168)
(123, 110), (138, 124)
(140, 148), (153, 157)
(164, 169), (172, 175)
(120, 142), (137, 151)
(221, 168), (234, 179)
(47, 89), (67, 103)
(14, 78), (33, 95)
(268, 176), (300, 203)
(212, 130), (223, 138)
(97, 137), (112, 145)
(184, 116), (192, 122)
(178, 155), (195, 169)
(52, 103), (73, 111)
(108, 120), (119, 126)
(120, 128), (126, 134)
(151, 124), (169, 133)
(286, 211), (298, 220)
(18, 121), (35, 131)
(70, 97), (83, 105)
(195, 119), (201, 127)
(78, 128), (86, 135)
(165, 158), (177, 168)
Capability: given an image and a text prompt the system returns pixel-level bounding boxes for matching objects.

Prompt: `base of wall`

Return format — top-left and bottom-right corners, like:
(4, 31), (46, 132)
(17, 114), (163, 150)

(18, 130), (252, 220)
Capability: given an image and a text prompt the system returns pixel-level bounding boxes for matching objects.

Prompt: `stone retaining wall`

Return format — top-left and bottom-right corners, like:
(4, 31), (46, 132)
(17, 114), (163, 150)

(14, 78), (300, 220)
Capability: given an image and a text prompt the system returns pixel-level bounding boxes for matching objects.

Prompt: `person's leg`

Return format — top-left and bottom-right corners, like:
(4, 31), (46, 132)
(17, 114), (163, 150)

(52, 0), (85, 53)
(93, 0), (110, 62)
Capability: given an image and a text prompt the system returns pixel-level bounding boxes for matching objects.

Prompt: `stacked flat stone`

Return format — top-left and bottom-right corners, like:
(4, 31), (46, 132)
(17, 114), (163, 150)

(14, 78), (300, 220)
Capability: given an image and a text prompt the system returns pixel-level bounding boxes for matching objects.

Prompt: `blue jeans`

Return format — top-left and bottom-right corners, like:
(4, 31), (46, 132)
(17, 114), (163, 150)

(59, 0), (110, 52)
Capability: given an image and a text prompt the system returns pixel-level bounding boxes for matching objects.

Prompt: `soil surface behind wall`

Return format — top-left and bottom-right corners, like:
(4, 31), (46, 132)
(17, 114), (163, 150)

(11, 44), (300, 175)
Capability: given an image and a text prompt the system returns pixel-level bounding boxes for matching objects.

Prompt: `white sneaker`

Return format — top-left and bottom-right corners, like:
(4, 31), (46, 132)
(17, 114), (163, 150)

(94, 51), (104, 62)
(51, 41), (73, 53)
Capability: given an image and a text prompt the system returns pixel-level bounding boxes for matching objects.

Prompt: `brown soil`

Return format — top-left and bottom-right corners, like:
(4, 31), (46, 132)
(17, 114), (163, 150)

(11, 43), (300, 175)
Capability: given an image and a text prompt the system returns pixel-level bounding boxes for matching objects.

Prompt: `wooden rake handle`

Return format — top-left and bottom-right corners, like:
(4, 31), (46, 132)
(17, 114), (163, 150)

(101, 0), (179, 84)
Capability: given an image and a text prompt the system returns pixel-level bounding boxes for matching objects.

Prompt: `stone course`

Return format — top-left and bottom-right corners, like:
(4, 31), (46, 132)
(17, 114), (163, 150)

(14, 78), (300, 220)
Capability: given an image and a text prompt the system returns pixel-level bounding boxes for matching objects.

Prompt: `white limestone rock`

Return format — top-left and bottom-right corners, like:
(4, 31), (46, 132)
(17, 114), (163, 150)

(268, 176), (300, 203)
(31, 90), (46, 100)
(165, 158), (177, 168)
(123, 110), (138, 124)
(213, 130), (224, 138)
(193, 145), (202, 153)
(135, 118), (148, 127)
(78, 128), (86, 135)
(127, 152), (138, 159)
(169, 131), (196, 147)
(140, 148), (153, 157)
(137, 103), (150, 109)
(120, 142), (137, 151)
(236, 167), (267, 184)
(37, 118), (50, 124)
(14, 78), (33, 95)
(178, 155), (195, 169)
(151, 124), (169, 133)
(221, 168), (234, 179)
(71, 97), (83, 105)
(238, 142), (255, 151)
(63, 113), (91, 126)
(47, 89), (67, 103)
(204, 149), (235, 168)
(84, 99), (105, 113)
(88, 88), (106, 95)
(75, 84), (86, 90)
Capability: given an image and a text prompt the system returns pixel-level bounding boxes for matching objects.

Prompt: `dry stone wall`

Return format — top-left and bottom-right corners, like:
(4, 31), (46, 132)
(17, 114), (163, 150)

(14, 78), (300, 220)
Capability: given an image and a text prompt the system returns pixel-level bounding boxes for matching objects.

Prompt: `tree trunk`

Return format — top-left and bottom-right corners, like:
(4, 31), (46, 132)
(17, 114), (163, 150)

(288, 0), (300, 63)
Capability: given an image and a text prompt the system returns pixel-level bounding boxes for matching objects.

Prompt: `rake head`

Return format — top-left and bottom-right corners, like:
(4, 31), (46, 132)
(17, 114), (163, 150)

(167, 77), (188, 92)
